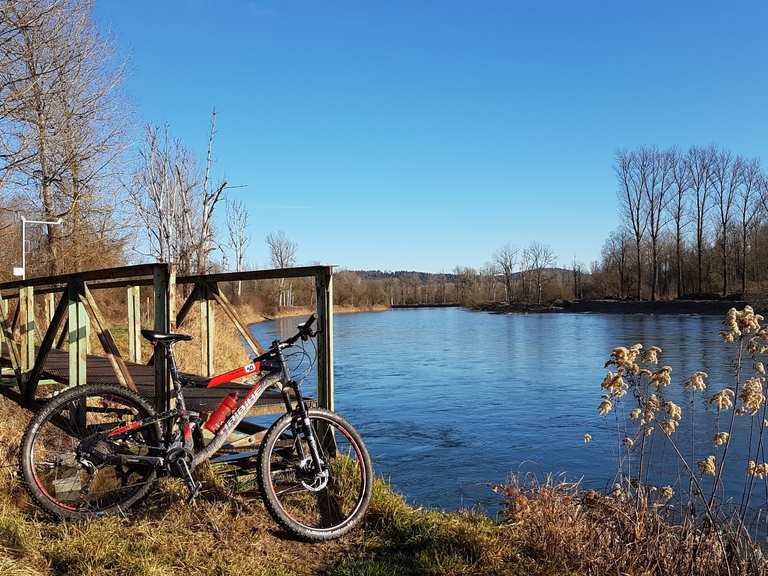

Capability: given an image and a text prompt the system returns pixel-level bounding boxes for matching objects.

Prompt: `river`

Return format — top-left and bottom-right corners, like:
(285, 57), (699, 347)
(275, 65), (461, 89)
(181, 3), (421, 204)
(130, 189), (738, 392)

(251, 308), (765, 518)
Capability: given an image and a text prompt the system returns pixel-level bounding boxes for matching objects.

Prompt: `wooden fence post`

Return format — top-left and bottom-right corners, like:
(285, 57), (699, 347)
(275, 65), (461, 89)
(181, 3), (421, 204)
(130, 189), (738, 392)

(127, 286), (141, 363)
(0, 295), (6, 354)
(67, 282), (87, 388)
(315, 267), (334, 411)
(45, 293), (54, 325)
(153, 265), (171, 412)
(199, 285), (215, 377)
(19, 286), (35, 373)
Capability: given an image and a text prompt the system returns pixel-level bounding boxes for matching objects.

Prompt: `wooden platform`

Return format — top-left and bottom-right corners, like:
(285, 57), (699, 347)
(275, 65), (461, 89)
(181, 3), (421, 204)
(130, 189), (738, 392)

(0, 347), (308, 416)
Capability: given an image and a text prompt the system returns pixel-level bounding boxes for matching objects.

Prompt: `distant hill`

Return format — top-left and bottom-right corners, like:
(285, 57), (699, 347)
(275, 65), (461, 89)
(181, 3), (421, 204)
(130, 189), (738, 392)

(350, 267), (579, 281)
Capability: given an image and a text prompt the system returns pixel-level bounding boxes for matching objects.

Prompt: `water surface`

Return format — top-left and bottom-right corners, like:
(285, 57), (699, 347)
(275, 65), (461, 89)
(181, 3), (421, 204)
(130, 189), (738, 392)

(251, 309), (764, 516)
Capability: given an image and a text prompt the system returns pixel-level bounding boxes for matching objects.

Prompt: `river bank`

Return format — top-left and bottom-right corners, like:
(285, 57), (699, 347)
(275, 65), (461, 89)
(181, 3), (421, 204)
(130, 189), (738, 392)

(250, 304), (389, 323)
(0, 392), (757, 575)
(475, 298), (757, 315)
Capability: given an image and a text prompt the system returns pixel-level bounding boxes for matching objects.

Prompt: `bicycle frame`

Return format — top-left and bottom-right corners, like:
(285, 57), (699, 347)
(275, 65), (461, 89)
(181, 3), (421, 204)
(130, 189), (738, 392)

(106, 335), (322, 472)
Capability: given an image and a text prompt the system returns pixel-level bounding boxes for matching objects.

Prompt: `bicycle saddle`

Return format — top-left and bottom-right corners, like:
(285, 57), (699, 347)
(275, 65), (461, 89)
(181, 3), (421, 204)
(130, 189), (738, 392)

(140, 330), (193, 344)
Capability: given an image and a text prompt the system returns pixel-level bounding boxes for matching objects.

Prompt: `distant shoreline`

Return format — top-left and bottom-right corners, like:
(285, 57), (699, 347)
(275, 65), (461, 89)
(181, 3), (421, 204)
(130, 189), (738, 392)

(474, 299), (752, 315)
(251, 304), (390, 324)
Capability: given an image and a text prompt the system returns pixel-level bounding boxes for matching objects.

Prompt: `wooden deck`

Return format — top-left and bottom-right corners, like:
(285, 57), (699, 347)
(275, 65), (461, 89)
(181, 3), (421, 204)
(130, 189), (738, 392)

(0, 347), (308, 416)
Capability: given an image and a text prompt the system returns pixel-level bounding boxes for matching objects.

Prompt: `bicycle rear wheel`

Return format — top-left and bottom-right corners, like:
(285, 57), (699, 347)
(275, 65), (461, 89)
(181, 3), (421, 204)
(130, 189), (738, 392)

(257, 408), (373, 541)
(20, 384), (160, 520)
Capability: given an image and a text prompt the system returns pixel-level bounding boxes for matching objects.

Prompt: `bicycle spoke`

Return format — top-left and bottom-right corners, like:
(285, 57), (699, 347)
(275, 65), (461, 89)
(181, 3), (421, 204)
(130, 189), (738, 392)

(26, 389), (157, 516)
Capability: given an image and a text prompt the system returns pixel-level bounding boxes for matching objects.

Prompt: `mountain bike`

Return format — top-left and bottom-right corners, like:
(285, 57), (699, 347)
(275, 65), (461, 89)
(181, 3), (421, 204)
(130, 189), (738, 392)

(19, 314), (373, 541)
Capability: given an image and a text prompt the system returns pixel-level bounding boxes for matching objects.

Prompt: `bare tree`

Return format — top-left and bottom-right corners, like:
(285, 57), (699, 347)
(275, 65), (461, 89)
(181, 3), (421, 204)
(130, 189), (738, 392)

(493, 244), (518, 302)
(643, 148), (673, 301)
(687, 145), (715, 294)
(226, 198), (250, 297)
(668, 149), (689, 298)
(711, 149), (742, 296)
(131, 112), (229, 275)
(738, 158), (761, 295)
(616, 150), (647, 299)
(602, 228), (630, 298)
(266, 230), (297, 307)
(572, 257), (584, 299)
(0, 0), (128, 273)
(131, 125), (198, 273)
(197, 110), (227, 274)
(524, 241), (556, 304)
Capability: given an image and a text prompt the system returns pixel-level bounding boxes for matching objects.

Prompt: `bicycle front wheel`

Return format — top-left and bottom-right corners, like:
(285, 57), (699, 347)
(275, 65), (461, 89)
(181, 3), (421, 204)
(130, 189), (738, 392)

(257, 408), (373, 541)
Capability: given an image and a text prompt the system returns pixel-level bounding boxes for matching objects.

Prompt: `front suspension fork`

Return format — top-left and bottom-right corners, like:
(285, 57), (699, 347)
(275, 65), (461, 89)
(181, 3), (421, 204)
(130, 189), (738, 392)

(283, 382), (326, 472)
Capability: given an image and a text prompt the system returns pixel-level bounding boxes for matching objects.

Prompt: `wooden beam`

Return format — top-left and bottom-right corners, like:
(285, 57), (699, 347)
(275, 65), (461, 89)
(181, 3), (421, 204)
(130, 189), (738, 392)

(10, 302), (18, 336)
(153, 265), (171, 412)
(175, 284), (200, 328)
(315, 268), (334, 411)
(127, 286), (141, 363)
(208, 283), (265, 356)
(0, 295), (6, 354)
(55, 318), (68, 350)
(45, 293), (55, 324)
(24, 287), (69, 401)
(0, 293), (22, 390)
(199, 285), (215, 378)
(176, 265), (334, 286)
(67, 283), (87, 388)
(79, 283), (138, 393)
(168, 264), (177, 331)
(0, 262), (168, 291)
(19, 286), (35, 373)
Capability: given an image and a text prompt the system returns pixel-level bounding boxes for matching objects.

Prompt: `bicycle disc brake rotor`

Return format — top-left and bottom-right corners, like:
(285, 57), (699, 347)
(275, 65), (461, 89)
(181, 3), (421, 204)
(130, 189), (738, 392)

(298, 457), (329, 492)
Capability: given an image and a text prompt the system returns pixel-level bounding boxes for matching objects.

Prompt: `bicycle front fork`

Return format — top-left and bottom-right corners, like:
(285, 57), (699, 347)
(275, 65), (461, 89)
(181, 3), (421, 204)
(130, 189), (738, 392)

(283, 382), (326, 473)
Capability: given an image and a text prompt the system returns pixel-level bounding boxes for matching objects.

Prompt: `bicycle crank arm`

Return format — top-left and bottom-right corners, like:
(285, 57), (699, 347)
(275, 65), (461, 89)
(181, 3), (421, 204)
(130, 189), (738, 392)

(110, 454), (165, 467)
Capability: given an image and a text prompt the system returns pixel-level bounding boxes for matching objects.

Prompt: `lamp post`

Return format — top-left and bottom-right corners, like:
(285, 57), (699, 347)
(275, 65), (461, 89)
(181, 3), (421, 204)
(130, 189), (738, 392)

(14, 216), (63, 280)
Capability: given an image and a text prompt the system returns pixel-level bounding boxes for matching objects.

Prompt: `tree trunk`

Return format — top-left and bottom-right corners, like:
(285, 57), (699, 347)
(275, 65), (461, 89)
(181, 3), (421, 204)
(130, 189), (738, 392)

(635, 239), (642, 300)
(721, 233), (728, 297)
(742, 226), (748, 296)
(697, 233), (703, 295)
(650, 239), (658, 302)
(676, 224), (683, 299)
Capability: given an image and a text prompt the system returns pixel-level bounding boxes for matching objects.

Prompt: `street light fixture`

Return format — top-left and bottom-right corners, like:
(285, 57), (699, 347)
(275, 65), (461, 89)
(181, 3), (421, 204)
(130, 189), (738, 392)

(14, 216), (64, 280)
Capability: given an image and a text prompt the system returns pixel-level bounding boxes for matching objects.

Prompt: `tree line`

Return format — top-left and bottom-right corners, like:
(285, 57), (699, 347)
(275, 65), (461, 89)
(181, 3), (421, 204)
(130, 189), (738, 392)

(594, 146), (767, 301)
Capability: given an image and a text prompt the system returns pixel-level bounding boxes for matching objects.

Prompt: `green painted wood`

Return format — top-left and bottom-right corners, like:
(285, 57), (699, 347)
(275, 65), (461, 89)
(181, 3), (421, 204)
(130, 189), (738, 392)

(127, 286), (141, 363)
(153, 265), (171, 412)
(0, 296), (6, 352)
(45, 293), (54, 324)
(67, 283), (87, 388)
(315, 269), (334, 411)
(199, 287), (215, 378)
(19, 286), (36, 373)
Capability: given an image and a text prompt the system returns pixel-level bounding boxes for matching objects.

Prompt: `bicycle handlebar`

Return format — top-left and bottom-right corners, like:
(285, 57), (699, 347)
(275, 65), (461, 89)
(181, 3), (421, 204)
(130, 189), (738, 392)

(280, 314), (317, 347)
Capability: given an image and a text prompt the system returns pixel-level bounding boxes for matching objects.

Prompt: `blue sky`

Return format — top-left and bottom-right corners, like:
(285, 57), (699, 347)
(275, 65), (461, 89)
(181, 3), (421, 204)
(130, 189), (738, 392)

(95, 1), (768, 272)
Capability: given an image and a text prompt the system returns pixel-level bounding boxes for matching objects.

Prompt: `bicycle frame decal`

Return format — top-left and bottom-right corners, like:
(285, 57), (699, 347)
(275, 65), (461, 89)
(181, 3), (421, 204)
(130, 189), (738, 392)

(207, 361), (261, 388)
(192, 375), (279, 467)
(108, 420), (142, 437)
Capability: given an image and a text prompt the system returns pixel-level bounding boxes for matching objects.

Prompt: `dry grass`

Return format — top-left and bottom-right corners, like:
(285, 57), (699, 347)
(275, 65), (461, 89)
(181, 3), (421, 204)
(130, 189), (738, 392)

(0, 389), (765, 575)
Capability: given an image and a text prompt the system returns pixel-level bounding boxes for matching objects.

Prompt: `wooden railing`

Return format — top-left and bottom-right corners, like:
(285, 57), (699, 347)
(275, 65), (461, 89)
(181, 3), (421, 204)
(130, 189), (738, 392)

(0, 263), (334, 412)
